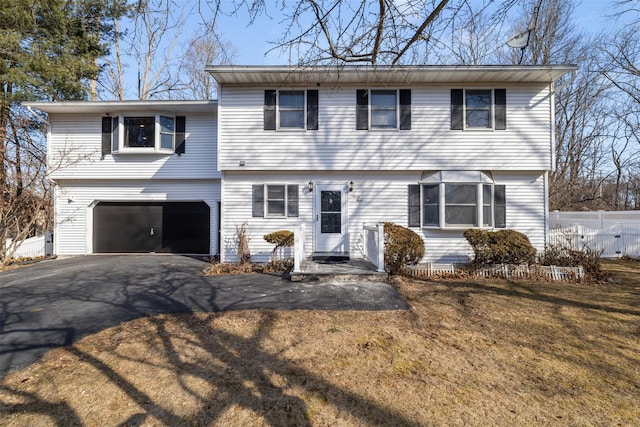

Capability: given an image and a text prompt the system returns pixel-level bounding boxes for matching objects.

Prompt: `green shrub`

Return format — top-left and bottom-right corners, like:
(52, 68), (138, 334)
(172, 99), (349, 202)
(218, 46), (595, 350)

(464, 229), (537, 265)
(263, 230), (294, 261)
(383, 222), (425, 274)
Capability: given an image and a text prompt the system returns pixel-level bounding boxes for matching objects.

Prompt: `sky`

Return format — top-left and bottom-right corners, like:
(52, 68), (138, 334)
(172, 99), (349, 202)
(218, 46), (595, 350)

(213, 0), (615, 65)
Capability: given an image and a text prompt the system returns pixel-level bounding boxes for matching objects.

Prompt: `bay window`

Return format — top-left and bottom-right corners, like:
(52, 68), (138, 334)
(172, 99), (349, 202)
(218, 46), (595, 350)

(408, 171), (506, 229)
(110, 115), (177, 153)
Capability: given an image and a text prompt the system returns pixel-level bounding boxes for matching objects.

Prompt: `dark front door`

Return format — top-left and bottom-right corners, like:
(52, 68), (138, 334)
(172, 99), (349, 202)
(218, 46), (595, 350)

(93, 202), (210, 254)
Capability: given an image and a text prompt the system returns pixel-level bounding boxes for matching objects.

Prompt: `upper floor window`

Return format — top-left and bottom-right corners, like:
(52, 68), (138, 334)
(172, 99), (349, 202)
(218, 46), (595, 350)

(102, 115), (186, 156)
(264, 89), (318, 131)
(451, 88), (506, 130)
(279, 91), (305, 129)
(357, 89), (411, 130)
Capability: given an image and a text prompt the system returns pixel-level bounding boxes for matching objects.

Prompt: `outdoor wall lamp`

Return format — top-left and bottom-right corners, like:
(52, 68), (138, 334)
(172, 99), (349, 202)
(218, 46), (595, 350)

(348, 181), (354, 192)
(308, 181), (314, 192)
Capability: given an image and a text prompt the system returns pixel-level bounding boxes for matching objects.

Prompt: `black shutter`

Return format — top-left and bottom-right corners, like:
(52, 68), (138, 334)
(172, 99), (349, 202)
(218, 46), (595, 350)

(287, 185), (299, 217)
(399, 89), (411, 130)
(101, 117), (112, 157)
(451, 89), (464, 130)
(264, 90), (276, 130)
(175, 116), (186, 155)
(408, 184), (420, 227)
(356, 89), (369, 130)
(252, 185), (264, 217)
(306, 89), (318, 130)
(494, 89), (506, 130)
(495, 185), (506, 228)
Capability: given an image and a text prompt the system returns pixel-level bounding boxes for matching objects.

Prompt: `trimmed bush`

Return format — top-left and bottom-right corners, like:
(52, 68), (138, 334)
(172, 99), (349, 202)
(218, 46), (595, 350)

(263, 230), (294, 261)
(464, 229), (537, 265)
(384, 222), (425, 274)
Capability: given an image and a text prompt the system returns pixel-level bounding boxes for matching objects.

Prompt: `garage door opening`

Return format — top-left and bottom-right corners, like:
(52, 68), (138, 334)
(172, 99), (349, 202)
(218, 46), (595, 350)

(93, 202), (210, 254)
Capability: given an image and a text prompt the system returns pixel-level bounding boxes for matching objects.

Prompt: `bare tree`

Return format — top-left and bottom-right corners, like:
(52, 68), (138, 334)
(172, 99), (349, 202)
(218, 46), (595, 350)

(1, 108), (50, 267)
(177, 31), (236, 100)
(100, 0), (195, 99)
(211, 0), (530, 66)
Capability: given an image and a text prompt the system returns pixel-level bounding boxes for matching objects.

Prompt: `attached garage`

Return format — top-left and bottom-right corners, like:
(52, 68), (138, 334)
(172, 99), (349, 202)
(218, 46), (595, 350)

(93, 202), (210, 254)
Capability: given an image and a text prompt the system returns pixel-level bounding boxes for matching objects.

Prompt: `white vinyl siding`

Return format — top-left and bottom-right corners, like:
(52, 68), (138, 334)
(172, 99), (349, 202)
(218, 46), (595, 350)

(221, 171), (546, 264)
(48, 113), (219, 180)
(54, 180), (220, 255)
(218, 85), (553, 171)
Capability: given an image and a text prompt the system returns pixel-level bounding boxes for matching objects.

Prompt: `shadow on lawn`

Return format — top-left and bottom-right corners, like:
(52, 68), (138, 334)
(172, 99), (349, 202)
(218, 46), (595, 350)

(1, 312), (420, 426)
(434, 277), (640, 398)
(441, 279), (640, 317)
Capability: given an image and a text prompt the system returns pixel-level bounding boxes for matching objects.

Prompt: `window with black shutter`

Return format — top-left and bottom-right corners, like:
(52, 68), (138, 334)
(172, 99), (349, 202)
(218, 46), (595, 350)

(264, 89), (318, 130)
(451, 89), (507, 130)
(410, 172), (506, 228)
(252, 184), (299, 218)
(357, 89), (411, 130)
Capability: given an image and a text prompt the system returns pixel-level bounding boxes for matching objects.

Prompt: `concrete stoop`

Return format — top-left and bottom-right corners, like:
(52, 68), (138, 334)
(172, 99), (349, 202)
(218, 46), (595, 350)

(289, 257), (387, 283)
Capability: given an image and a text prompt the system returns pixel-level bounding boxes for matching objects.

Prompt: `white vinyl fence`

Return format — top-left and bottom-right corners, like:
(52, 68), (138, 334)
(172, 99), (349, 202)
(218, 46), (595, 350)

(5, 231), (54, 260)
(549, 211), (640, 258)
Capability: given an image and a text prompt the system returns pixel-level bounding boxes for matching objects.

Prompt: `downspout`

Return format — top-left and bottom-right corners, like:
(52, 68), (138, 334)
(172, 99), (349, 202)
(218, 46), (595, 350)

(216, 82), (225, 262)
(546, 81), (556, 249)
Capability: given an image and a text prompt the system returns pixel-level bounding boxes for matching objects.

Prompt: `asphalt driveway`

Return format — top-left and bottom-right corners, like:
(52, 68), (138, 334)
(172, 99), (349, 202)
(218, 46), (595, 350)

(0, 254), (407, 377)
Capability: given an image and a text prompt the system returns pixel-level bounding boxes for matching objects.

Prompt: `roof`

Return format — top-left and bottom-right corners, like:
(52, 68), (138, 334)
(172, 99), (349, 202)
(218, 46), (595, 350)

(206, 65), (577, 86)
(22, 100), (217, 114)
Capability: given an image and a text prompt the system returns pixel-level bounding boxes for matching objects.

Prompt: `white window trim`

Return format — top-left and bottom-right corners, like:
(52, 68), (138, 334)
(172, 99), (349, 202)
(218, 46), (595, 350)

(369, 89), (400, 131)
(420, 182), (498, 230)
(277, 90), (307, 131)
(262, 183), (298, 218)
(463, 88), (495, 130)
(112, 114), (175, 154)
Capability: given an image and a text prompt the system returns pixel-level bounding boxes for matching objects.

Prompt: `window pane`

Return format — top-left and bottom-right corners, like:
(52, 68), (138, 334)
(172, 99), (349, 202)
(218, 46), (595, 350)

(371, 110), (397, 128)
(446, 184), (476, 204)
(483, 206), (492, 227)
(445, 184), (477, 226)
(267, 185), (285, 200)
(446, 206), (476, 225)
(160, 133), (174, 150)
(371, 91), (397, 108)
(321, 191), (341, 212)
(466, 110), (491, 128)
(422, 184), (439, 226)
(279, 91), (304, 108)
(160, 116), (174, 133)
(321, 213), (341, 233)
(466, 90), (491, 108)
(423, 206), (439, 226)
(124, 117), (155, 148)
(280, 110), (305, 128)
(267, 200), (285, 216)
(483, 184), (493, 227)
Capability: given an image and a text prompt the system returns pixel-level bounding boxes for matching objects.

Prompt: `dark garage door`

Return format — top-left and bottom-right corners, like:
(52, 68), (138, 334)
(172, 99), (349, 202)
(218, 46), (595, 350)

(94, 202), (210, 254)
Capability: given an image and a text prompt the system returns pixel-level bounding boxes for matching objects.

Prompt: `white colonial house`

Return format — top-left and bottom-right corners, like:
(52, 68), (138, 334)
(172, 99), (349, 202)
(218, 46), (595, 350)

(26, 64), (576, 267)
(207, 65), (576, 265)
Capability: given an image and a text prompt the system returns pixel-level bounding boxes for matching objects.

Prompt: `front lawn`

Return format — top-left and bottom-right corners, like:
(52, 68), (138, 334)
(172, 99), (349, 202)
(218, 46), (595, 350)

(1, 259), (639, 426)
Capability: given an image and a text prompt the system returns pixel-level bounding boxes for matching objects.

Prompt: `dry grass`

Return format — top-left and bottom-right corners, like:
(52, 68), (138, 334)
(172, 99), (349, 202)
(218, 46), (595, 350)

(1, 259), (639, 426)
